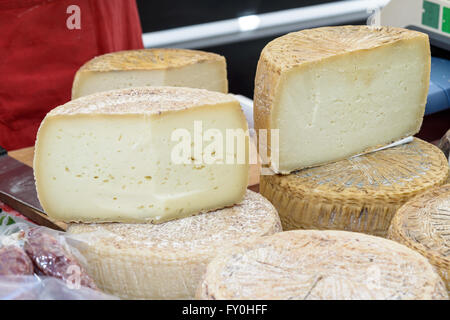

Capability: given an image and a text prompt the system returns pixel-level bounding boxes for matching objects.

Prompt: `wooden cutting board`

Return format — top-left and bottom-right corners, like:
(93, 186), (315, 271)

(7, 147), (260, 228)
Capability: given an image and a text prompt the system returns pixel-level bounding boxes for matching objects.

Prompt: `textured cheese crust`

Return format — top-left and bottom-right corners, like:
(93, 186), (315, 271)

(438, 129), (450, 160)
(260, 138), (448, 237)
(34, 87), (249, 223)
(67, 190), (282, 299)
(197, 230), (448, 300)
(72, 48), (228, 98)
(254, 26), (430, 173)
(389, 184), (450, 293)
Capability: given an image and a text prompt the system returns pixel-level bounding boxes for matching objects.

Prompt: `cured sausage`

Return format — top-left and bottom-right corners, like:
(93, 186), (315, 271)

(0, 245), (34, 276)
(24, 228), (97, 289)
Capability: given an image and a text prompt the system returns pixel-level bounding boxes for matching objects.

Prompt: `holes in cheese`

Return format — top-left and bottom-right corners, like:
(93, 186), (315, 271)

(34, 87), (249, 223)
(254, 26), (430, 173)
(72, 48), (228, 99)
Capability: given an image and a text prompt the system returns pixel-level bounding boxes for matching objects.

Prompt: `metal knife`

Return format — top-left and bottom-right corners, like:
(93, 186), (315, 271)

(0, 145), (65, 230)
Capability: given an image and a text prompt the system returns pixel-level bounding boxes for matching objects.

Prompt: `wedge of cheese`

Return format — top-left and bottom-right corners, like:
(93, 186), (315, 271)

(254, 26), (430, 173)
(197, 230), (448, 300)
(67, 190), (282, 299)
(389, 184), (450, 293)
(72, 49), (228, 99)
(260, 138), (448, 237)
(34, 87), (249, 223)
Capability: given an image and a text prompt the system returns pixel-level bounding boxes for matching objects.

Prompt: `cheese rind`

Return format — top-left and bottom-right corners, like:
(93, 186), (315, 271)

(67, 190), (282, 299)
(260, 138), (448, 237)
(254, 26), (430, 173)
(34, 87), (249, 223)
(197, 230), (448, 300)
(388, 184), (450, 293)
(438, 129), (450, 160)
(72, 48), (228, 98)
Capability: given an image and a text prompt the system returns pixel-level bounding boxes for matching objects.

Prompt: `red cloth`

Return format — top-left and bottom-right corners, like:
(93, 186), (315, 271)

(0, 0), (144, 150)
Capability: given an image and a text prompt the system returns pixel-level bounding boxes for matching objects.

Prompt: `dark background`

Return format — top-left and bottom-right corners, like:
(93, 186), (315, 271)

(137, 0), (339, 32)
(135, 0), (449, 141)
(136, 0), (365, 98)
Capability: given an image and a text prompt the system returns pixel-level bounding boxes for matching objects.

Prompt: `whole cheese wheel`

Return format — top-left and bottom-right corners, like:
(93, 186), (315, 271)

(197, 230), (448, 300)
(67, 190), (281, 299)
(260, 138), (448, 237)
(389, 184), (450, 293)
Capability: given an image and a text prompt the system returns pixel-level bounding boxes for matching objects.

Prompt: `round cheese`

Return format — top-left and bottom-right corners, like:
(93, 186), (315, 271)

(389, 184), (450, 293)
(67, 190), (281, 299)
(260, 138), (448, 237)
(72, 48), (228, 98)
(197, 230), (448, 300)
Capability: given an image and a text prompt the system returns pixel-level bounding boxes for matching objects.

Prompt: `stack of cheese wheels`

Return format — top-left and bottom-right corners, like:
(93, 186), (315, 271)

(72, 48), (228, 98)
(67, 190), (281, 299)
(197, 230), (448, 300)
(35, 84), (284, 299)
(260, 138), (448, 236)
(389, 184), (450, 293)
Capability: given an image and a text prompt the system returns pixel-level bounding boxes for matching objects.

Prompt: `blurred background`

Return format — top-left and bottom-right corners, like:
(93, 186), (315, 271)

(136, 0), (372, 98)
(135, 0), (450, 141)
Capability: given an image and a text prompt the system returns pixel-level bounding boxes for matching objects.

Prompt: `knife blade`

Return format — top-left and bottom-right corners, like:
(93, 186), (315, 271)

(0, 145), (65, 231)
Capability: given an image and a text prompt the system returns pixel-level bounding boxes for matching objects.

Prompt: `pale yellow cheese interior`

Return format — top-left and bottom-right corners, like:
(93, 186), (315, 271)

(34, 88), (248, 223)
(73, 61), (227, 98)
(273, 40), (428, 173)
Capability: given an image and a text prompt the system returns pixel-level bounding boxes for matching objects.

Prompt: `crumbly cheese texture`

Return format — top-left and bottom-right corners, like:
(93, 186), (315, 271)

(197, 230), (448, 300)
(72, 48), (228, 99)
(254, 26), (430, 173)
(34, 87), (249, 223)
(67, 190), (282, 299)
(389, 184), (450, 293)
(260, 139), (448, 237)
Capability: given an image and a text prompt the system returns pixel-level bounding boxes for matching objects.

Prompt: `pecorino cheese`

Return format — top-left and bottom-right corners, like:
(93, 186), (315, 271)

(254, 26), (430, 173)
(260, 138), (448, 237)
(438, 129), (450, 160)
(34, 87), (249, 223)
(197, 230), (448, 300)
(72, 48), (228, 99)
(67, 190), (282, 299)
(389, 184), (450, 293)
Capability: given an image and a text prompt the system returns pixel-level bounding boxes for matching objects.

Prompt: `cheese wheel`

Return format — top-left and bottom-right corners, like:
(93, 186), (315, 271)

(389, 184), (450, 293)
(197, 230), (448, 300)
(34, 86), (249, 224)
(72, 48), (228, 98)
(67, 190), (282, 299)
(260, 138), (448, 237)
(438, 129), (450, 160)
(254, 25), (430, 173)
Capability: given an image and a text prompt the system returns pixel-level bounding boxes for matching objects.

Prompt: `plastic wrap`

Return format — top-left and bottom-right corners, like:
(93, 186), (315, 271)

(0, 214), (117, 300)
